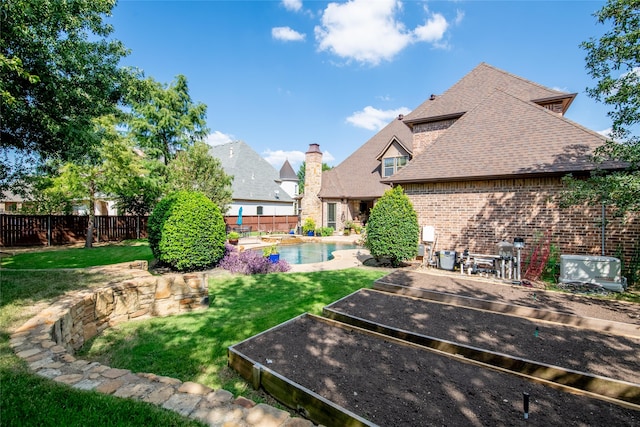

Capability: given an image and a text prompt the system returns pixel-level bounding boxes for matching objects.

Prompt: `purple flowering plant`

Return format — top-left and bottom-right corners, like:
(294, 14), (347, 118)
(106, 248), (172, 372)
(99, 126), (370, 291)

(218, 243), (290, 274)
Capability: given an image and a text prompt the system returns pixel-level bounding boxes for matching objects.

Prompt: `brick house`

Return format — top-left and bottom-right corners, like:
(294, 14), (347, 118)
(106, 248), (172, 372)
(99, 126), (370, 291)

(301, 63), (639, 263)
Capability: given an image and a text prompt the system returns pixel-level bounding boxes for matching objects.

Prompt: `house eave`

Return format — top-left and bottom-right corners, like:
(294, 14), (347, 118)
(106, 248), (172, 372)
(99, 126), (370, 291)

(403, 112), (465, 129)
(383, 170), (610, 185)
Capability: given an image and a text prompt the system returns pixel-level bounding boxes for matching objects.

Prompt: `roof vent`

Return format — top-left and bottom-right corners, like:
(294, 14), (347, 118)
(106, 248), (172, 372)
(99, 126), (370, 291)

(398, 114), (404, 120)
(429, 94), (436, 101)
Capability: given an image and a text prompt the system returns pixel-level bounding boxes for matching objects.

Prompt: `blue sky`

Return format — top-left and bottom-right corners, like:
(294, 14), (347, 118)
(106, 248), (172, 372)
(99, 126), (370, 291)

(108, 0), (612, 171)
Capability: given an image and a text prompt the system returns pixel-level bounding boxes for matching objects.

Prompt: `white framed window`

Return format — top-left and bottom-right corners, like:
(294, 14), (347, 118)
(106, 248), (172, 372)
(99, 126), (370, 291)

(383, 156), (408, 177)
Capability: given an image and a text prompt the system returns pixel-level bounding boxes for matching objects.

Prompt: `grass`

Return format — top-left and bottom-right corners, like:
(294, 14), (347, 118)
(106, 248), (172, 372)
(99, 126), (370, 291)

(1, 269), (206, 426)
(77, 269), (386, 401)
(0, 239), (154, 269)
(0, 240), (387, 424)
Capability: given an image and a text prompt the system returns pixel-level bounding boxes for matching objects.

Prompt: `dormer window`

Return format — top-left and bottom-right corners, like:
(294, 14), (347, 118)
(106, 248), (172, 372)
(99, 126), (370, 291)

(383, 155), (408, 177)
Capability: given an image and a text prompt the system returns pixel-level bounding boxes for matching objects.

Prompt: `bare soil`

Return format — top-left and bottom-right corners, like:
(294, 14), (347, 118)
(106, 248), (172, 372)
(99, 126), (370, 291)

(233, 270), (640, 426)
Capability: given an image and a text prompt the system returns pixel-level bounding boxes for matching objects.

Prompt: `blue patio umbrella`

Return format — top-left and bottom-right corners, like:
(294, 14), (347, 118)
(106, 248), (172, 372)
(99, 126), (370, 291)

(237, 207), (243, 225)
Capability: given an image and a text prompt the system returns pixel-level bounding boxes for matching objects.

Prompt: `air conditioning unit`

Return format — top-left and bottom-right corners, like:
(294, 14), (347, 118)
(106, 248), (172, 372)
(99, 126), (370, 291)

(559, 255), (626, 292)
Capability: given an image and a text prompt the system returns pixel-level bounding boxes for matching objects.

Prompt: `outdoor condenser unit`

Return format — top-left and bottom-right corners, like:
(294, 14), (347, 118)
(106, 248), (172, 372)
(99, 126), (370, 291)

(559, 255), (626, 292)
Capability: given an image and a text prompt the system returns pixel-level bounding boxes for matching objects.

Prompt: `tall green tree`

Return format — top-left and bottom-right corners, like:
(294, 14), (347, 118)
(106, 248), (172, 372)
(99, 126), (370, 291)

(37, 115), (147, 247)
(166, 142), (233, 213)
(128, 75), (208, 165)
(563, 0), (640, 214)
(0, 0), (131, 191)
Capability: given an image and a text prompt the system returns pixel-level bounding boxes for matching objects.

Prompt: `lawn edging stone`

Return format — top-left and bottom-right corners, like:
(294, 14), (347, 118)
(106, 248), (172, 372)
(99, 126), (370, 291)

(10, 261), (314, 427)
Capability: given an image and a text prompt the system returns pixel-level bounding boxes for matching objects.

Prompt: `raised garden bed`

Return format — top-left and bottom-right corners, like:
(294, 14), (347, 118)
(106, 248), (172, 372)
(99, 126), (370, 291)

(324, 289), (640, 402)
(228, 271), (640, 426)
(230, 313), (639, 426)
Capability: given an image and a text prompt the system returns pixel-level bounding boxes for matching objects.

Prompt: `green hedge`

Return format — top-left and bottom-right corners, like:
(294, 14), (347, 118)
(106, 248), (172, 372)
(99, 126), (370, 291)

(365, 186), (419, 267)
(148, 191), (226, 271)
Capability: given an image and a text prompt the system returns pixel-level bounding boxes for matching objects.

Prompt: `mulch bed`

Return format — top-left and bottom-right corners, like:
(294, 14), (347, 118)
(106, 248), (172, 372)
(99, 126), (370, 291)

(232, 270), (640, 426)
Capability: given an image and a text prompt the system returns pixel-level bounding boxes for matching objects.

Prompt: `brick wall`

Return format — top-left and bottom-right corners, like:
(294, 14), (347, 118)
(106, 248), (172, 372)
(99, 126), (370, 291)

(403, 177), (640, 265)
(411, 119), (456, 157)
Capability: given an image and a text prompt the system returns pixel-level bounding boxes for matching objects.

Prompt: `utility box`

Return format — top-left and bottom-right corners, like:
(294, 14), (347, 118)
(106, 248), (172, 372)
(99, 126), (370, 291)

(422, 226), (435, 242)
(559, 255), (626, 292)
(438, 251), (456, 271)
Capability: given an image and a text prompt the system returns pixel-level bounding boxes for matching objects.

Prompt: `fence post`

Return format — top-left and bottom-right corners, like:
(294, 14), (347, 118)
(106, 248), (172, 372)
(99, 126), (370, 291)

(137, 215), (140, 240)
(47, 215), (51, 246)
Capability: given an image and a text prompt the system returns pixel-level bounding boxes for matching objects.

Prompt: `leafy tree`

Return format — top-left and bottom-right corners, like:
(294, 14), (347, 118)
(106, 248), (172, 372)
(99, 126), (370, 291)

(35, 115), (147, 247)
(148, 191), (226, 271)
(296, 161), (332, 194)
(563, 0), (640, 214)
(128, 75), (208, 165)
(166, 142), (233, 212)
(0, 0), (131, 191)
(364, 186), (419, 267)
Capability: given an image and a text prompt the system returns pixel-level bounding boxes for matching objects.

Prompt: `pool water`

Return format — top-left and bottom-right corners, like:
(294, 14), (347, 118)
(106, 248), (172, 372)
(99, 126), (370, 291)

(277, 242), (359, 264)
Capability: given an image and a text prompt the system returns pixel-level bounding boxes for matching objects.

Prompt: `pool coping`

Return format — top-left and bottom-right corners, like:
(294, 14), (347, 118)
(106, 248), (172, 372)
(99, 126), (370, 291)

(236, 235), (374, 272)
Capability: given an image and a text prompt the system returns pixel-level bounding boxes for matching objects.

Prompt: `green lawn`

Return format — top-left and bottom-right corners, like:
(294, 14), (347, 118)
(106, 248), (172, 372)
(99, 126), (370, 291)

(0, 241), (387, 424)
(1, 268), (206, 427)
(77, 269), (386, 400)
(0, 240), (154, 269)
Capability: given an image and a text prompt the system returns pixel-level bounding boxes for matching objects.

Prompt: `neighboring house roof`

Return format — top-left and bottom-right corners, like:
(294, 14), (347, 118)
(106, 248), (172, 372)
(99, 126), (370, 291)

(209, 141), (293, 203)
(318, 115), (413, 199)
(403, 62), (575, 126)
(279, 159), (298, 182)
(0, 190), (25, 202)
(387, 89), (616, 183)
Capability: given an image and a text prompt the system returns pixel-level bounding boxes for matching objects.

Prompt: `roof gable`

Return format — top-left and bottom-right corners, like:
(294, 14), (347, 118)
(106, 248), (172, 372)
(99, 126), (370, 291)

(403, 63), (573, 126)
(388, 89), (610, 183)
(209, 141), (293, 202)
(375, 135), (413, 161)
(319, 116), (413, 199)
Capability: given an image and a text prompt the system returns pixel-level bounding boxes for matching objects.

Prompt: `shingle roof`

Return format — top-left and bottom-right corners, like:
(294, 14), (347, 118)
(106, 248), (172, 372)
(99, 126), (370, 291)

(387, 89), (615, 183)
(403, 62), (574, 126)
(279, 159), (298, 181)
(209, 141), (293, 202)
(318, 116), (413, 199)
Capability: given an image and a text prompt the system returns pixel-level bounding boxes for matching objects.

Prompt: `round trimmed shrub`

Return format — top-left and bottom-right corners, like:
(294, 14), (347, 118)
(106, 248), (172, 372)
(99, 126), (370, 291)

(364, 185), (419, 267)
(148, 191), (226, 271)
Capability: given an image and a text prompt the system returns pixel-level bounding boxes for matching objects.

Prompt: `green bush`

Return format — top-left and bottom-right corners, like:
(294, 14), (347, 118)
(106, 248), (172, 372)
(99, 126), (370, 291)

(148, 191), (226, 271)
(314, 227), (334, 237)
(364, 186), (419, 267)
(302, 217), (316, 234)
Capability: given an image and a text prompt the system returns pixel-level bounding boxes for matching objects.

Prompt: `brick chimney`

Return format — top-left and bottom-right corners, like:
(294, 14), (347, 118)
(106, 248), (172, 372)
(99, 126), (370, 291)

(301, 143), (323, 228)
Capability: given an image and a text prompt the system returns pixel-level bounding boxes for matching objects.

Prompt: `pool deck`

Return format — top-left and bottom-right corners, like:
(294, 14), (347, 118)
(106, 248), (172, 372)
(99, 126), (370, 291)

(236, 234), (374, 272)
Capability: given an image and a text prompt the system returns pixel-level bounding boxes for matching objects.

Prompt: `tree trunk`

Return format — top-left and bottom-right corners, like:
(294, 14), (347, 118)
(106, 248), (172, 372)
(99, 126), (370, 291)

(85, 180), (96, 248)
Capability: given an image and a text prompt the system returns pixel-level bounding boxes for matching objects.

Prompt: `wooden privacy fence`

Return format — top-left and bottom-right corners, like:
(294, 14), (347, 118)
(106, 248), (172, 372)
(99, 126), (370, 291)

(0, 215), (148, 247)
(224, 215), (300, 234)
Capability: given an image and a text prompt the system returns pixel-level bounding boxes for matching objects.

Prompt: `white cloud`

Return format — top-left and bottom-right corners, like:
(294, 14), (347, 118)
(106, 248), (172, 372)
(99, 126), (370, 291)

(263, 149), (306, 170)
(322, 150), (336, 165)
(272, 26), (306, 42)
(598, 128), (613, 138)
(206, 131), (234, 146)
(263, 148), (336, 169)
(282, 0), (302, 12)
(346, 106), (411, 131)
(314, 0), (410, 65)
(414, 13), (448, 43)
(314, 0), (452, 66)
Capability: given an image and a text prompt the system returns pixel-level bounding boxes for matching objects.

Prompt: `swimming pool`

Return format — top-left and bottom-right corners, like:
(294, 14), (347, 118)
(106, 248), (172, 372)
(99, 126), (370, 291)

(276, 242), (359, 264)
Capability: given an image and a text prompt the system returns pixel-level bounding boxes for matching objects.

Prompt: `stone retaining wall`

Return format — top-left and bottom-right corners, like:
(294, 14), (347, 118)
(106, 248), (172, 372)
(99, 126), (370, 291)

(10, 262), (313, 427)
